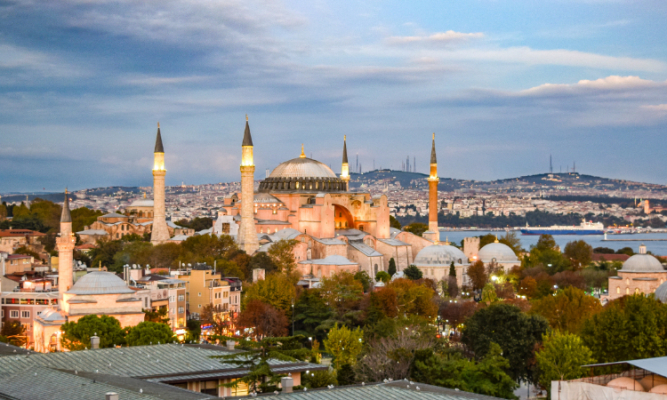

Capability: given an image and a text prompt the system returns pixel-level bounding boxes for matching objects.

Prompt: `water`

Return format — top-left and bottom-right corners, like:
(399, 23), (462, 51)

(439, 231), (667, 256)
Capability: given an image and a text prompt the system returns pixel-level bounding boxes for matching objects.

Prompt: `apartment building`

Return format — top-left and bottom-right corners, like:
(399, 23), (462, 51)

(135, 274), (187, 331)
(176, 265), (230, 319)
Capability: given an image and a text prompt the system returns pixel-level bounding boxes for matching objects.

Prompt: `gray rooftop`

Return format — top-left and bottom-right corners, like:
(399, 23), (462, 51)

(584, 355), (667, 379)
(349, 242), (383, 257)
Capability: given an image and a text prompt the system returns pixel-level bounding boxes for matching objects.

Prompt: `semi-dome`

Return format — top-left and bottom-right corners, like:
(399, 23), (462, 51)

(414, 244), (469, 266)
(620, 254), (664, 273)
(478, 242), (519, 263)
(269, 157), (337, 179)
(66, 271), (134, 295)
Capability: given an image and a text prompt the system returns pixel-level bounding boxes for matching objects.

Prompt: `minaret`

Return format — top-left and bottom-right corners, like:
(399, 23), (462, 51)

(340, 136), (350, 191)
(239, 115), (259, 254)
(150, 123), (170, 244)
(424, 133), (440, 243)
(57, 190), (75, 297)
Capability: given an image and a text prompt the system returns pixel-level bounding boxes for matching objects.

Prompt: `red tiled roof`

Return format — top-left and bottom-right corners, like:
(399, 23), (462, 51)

(592, 253), (630, 262)
(7, 254), (32, 260)
(75, 243), (97, 250)
(0, 229), (46, 237)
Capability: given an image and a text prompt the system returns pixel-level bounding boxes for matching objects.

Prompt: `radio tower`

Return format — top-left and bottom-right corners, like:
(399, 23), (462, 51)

(549, 154), (553, 173)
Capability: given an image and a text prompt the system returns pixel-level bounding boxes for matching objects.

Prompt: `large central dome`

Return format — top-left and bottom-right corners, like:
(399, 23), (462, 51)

(269, 157), (338, 179)
(259, 155), (347, 193)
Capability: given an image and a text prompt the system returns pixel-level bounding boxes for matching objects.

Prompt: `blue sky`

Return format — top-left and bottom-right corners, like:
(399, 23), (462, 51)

(1, 0), (667, 192)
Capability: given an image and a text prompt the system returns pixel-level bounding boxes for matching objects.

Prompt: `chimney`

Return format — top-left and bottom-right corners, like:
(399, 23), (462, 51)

(281, 376), (293, 393)
(105, 393), (119, 400)
(226, 340), (235, 351)
(91, 335), (100, 349)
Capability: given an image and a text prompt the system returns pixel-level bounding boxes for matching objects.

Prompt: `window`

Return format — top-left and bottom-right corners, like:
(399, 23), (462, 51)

(178, 294), (185, 301)
(200, 380), (219, 396)
(626, 288), (630, 294)
(178, 307), (184, 314)
(198, 292), (202, 297)
(198, 304), (202, 308)
(21, 311), (30, 318)
(231, 380), (249, 396)
(635, 288), (641, 294)
(10, 310), (19, 318)
(616, 287), (620, 294)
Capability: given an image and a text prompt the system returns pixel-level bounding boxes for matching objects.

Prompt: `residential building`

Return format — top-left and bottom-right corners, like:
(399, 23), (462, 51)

(135, 274), (187, 330)
(176, 265), (229, 318)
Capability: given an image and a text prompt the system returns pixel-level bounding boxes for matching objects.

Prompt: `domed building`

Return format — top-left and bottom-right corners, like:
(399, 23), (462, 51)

(608, 244), (667, 301)
(477, 240), (520, 273)
(216, 120), (443, 277)
(413, 242), (471, 287)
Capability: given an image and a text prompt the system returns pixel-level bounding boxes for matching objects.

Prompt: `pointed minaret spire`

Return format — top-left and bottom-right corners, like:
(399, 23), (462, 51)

(424, 133), (440, 244)
(61, 189), (71, 223)
(300, 144), (306, 159)
(340, 136), (350, 190)
(154, 122), (164, 153)
(430, 132), (437, 165)
(242, 114), (253, 147)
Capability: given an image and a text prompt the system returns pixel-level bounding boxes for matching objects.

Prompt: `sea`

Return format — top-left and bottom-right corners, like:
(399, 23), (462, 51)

(438, 231), (667, 256)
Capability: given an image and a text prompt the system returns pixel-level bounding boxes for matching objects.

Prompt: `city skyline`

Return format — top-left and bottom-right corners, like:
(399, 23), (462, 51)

(1, 1), (667, 192)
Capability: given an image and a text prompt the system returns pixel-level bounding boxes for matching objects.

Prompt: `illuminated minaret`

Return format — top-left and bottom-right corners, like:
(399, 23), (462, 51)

(239, 115), (259, 254)
(340, 136), (350, 191)
(57, 190), (74, 296)
(150, 123), (170, 243)
(424, 133), (440, 243)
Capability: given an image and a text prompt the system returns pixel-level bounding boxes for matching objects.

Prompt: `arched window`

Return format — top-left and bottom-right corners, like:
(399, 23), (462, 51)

(635, 288), (640, 294)
(626, 278), (629, 285)
(374, 264), (378, 274)
(626, 288), (630, 294)
(458, 259), (462, 264)
(616, 287), (620, 294)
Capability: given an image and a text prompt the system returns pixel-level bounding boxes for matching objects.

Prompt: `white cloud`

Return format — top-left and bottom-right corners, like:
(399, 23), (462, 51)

(386, 31), (484, 45)
(643, 104), (667, 112)
(520, 76), (666, 96)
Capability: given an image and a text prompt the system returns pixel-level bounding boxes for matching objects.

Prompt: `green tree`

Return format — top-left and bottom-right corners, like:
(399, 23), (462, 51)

(248, 252), (277, 276)
(112, 240), (154, 271)
(467, 260), (487, 291)
(390, 215), (402, 230)
(0, 203), (7, 220)
(29, 198), (62, 232)
(462, 303), (549, 382)
(536, 331), (594, 398)
(0, 321), (27, 347)
(60, 315), (126, 351)
(448, 262), (459, 298)
(243, 273), (296, 314)
(89, 239), (124, 271)
(563, 240), (593, 270)
(411, 343), (518, 399)
(388, 258), (397, 276)
(375, 271), (391, 283)
(616, 247), (635, 256)
(216, 336), (310, 393)
(403, 265), (423, 280)
(144, 308), (170, 324)
(14, 246), (41, 260)
(499, 231), (523, 255)
(336, 363), (356, 386)
(126, 321), (176, 346)
(185, 319), (201, 343)
(354, 271), (373, 292)
(580, 294), (667, 362)
(481, 283), (498, 303)
(303, 369), (338, 388)
(293, 289), (333, 342)
(324, 323), (364, 370)
(267, 239), (299, 273)
(530, 287), (602, 334)
(320, 272), (364, 317)
(11, 203), (30, 219)
(70, 207), (104, 232)
(404, 222), (428, 237)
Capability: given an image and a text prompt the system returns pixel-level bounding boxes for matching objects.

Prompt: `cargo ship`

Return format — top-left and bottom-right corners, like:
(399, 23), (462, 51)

(520, 219), (604, 235)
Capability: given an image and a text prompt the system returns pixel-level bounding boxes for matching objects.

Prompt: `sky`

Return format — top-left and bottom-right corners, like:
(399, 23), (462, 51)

(1, 0), (667, 193)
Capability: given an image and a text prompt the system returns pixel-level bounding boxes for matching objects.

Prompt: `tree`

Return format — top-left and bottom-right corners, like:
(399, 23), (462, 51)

(144, 308), (170, 324)
(580, 294), (667, 363)
(388, 258), (397, 276)
(237, 299), (289, 339)
(616, 247), (635, 256)
(440, 300), (478, 328)
(0, 321), (27, 347)
(499, 231), (523, 255)
(403, 265), (423, 280)
(337, 363), (356, 386)
(388, 278), (438, 319)
(462, 303), (549, 382)
(70, 207), (104, 233)
(467, 260), (488, 291)
(390, 215), (401, 230)
(303, 369), (338, 388)
(447, 262), (459, 298)
(320, 272), (364, 317)
(552, 271), (586, 290)
(536, 331), (594, 398)
(14, 246), (41, 260)
(411, 343), (518, 399)
(60, 315), (126, 351)
(531, 287), (601, 334)
(293, 289), (333, 342)
(185, 318), (201, 343)
(201, 304), (230, 337)
(354, 271), (373, 292)
(89, 239), (124, 271)
(216, 335), (311, 393)
(481, 283), (498, 303)
(243, 273), (296, 314)
(267, 239), (299, 273)
(0, 203), (7, 221)
(375, 270), (391, 283)
(374, 287), (399, 318)
(248, 252), (277, 276)
(324, 323), (364, 370)
(126, 321), (176, 346)
(518, 276), (538, 298)
(564, 240), (593, 270)
(404, 222), (428, 237)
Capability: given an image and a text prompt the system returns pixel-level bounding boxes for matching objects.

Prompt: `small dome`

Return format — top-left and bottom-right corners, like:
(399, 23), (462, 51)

(478, 242), (519, 263)
(607, 377), (644, 392)
(67, 271), (134, 295)
(650, 385), (667, 394)
(414, 244), (469, 266)
(620, 254), (664, 273)
(129, 199), (154, 207)
(269, 157), (337, 179)
(641, 375), (667, 391)
(655, 281), (667, 304)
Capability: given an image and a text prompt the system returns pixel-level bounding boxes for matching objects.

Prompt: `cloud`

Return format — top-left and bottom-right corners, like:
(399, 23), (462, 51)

(386, 31), (484, 45)
(643, 104), (667, 112)
(520, 76), (667, 97)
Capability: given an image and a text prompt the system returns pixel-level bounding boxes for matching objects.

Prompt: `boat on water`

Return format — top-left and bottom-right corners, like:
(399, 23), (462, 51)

(520, 219), (604, 235)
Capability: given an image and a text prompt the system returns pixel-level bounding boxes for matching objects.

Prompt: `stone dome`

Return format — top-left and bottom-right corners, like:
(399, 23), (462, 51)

(655, 281), (667, 303)
(66, 271), (134, 295)
(620, 254), (664, 273)
(414, 244), (469, 266)
(478, 242), (519, 263)
(269, 157), (337, 179)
